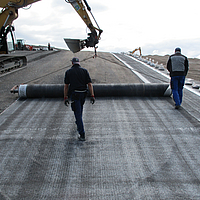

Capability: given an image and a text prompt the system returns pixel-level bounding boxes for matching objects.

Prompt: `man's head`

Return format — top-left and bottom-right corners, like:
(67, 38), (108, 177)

(71, 57), (80, 65)
(175, 47), (181, 53)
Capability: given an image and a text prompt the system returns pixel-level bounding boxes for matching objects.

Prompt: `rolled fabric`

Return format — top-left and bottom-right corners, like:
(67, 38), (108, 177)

(18, 83), (171, 98)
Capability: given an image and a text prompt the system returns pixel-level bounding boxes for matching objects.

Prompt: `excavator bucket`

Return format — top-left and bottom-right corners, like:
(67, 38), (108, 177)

(64, 38), (85, 53)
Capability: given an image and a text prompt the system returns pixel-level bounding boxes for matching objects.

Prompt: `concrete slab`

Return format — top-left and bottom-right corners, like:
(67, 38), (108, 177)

(0, 97), (200, 199)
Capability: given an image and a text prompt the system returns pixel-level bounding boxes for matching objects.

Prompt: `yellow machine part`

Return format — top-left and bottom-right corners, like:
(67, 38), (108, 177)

(0, 7), (18, 28)
(69, 1), (98, 35)
(0, 0), (41, 8)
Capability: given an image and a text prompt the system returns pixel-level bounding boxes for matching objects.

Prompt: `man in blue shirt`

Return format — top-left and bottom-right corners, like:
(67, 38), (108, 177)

(64, 57), (95, 141)
(167, 47), (189, 109)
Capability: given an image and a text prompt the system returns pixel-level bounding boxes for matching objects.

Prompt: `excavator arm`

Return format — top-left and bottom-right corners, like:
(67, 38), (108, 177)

(0, 0), (40, 8)
(64, 0), (103, 53)
(0, 0), (102, 54)
(0, 0), (41, 54)
(0, 0), (41, 70)
(68, 0), (101, 37)
(129, 47), (142, 57)
(0, 0), (102, 71)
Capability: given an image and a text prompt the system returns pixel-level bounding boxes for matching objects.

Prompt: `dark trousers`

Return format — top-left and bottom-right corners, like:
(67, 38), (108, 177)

(71, 92), (86, 138)
(171, 76), (185, 106)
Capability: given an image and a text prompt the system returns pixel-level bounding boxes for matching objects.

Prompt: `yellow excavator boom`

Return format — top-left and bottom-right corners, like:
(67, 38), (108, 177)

(129, 47), (142, 56)
(65, 0), (102, 53)
(0, 0), (41, 27)
(0, 0), (40, 8)
(0, 0), (102, 54)
(0, 0), (41, 54)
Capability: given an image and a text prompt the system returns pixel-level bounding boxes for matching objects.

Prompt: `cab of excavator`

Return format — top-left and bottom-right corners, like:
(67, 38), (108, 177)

(7, 30), (15, 52)
(0, 26), (15, 54)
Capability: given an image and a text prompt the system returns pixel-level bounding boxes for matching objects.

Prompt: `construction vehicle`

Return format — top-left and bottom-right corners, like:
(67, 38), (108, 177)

(129, 47), (142, 57)
(0, 0), (102, 68)
(15, 39), (33, 51)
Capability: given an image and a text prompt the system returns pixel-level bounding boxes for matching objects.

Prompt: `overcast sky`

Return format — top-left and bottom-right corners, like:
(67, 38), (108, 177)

(13, 0), (200, 58)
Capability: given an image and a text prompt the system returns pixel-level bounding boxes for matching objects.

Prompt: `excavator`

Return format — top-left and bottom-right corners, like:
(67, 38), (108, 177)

(129, 47), (142, 57)
(0, 0), (103, 69)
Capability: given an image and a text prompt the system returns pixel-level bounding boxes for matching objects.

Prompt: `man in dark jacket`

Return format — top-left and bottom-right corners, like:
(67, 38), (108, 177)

(64, 57), (95, 141)
(167, 47), (189, 109)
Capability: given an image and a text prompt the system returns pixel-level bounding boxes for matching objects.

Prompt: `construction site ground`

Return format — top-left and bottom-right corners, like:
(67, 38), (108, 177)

(1, 50), (200, 114)
(0, 50), (143, 114)
(0, 50), (200, 199)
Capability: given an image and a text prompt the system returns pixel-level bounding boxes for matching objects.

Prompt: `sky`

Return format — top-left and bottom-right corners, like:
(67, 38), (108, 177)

(12, 0), (200, 58)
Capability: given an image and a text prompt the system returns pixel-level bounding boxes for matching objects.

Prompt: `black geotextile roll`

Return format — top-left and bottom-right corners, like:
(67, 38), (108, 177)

(18, 83), (171, 98)
(93, 83), (171, 97)
(26, 84), (64, 98)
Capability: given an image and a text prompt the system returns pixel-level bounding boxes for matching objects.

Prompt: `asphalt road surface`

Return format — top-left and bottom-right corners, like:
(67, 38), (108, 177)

(0, 51), (199, 199)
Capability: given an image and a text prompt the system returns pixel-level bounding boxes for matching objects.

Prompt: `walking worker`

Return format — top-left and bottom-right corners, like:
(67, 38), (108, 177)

(64, 57), (95, 141)
(167, 47), (189, 109)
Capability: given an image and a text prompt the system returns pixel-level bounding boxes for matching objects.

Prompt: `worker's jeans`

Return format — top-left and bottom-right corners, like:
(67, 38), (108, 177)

(171, 76), (185, 106)
(71, 92), (86, 138)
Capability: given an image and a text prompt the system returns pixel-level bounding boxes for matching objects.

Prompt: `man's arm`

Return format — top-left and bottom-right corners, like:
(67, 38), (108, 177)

(64, 84), (69, 98)
(167, 57), (171, 73)
(88, 82), (94, 96)
(88, 82), (95, 104)
(64, 84), (69, 106)
(185, 57), (189, 76)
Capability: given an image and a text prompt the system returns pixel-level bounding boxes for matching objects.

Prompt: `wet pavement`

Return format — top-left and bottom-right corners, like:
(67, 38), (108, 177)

(0, 53), (200, 199)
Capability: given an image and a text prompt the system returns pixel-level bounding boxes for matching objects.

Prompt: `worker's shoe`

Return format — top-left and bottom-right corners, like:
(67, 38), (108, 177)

(78, 136), (85, 141)
(175, 105), (180, 109)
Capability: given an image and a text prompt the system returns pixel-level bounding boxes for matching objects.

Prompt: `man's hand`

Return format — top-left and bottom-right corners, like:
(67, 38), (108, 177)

(64, 97), (69, 106)
(90, 95), (95, 104)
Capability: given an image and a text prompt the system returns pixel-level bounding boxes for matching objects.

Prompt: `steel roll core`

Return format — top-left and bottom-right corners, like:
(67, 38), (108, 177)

(18, 83), (171, 98)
